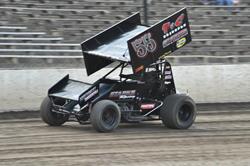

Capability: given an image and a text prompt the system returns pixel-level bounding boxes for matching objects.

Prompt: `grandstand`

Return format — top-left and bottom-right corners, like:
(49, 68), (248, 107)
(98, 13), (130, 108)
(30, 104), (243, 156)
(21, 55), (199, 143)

(0, 0), (250, 68)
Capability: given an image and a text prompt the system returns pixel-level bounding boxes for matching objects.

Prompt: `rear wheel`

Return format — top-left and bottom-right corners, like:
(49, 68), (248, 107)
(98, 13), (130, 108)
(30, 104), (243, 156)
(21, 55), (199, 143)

(90, 100), (121, 132)
(160, 94), (196, 129)
(40, 97), (69, 126)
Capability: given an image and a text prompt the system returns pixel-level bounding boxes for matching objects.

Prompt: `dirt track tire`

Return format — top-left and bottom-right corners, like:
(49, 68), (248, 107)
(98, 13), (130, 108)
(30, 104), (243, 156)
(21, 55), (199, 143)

(40, 97), (69, 126)
(160, 94), (197, 129)
(90, 100), (121, 132)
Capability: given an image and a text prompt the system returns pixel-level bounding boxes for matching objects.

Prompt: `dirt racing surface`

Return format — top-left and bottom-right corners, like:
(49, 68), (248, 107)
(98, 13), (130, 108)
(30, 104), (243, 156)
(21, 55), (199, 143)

(1, 107), (250, 166)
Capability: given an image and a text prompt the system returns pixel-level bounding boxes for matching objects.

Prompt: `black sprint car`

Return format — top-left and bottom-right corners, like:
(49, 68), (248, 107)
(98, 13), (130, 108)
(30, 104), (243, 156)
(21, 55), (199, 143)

(40, 8), (197, 132)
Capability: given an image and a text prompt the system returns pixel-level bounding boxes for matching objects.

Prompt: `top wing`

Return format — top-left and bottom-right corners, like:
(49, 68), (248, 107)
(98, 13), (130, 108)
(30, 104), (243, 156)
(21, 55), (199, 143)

(81, 8), (191, 75)
(81, 13), (148, 76)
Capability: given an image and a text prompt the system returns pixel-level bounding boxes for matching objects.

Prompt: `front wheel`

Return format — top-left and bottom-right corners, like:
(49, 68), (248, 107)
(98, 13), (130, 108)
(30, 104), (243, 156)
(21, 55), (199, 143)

(90, 100), (121, 132)
(40, 97), (69, 126)
(160, 94), (197, 129)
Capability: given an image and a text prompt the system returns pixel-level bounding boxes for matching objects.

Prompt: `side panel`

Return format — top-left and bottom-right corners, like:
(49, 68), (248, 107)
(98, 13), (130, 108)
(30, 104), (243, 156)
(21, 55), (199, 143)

(78, 79), (118, 106)
(83, 53), (114, 76)
(128, 8), (192, 74)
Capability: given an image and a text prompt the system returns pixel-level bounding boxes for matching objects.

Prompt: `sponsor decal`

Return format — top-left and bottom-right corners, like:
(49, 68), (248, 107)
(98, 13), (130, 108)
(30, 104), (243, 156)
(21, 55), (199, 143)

(176, 37), (186, 48)
(80, 87), (98, 101)
(131, 32), (157, 58)
(164, 81), (171, 84)
(175, 13), (185, 27)
(109, 90), (136, 99)
(165, 75), (172, 80)
(135, 65), (144, 73)
(140, 103), (155, 110)
(161, 13), (189, 49)
(162, 13), (186, 39)
(165, 71), (172, 75)
(119, 95), (135, 99)
(162, 28), (188, 48)
(159, 50), (172, 59)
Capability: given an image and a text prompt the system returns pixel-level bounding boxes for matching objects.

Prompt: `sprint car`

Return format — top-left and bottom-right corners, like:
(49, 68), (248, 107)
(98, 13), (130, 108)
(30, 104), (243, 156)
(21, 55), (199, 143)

(40, 8), (197, 132)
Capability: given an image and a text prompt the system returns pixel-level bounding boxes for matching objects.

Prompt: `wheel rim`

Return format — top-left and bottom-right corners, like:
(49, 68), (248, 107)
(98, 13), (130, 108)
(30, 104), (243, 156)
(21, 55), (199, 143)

(102, 109), (117, 126)
(178, 103), (192, 122)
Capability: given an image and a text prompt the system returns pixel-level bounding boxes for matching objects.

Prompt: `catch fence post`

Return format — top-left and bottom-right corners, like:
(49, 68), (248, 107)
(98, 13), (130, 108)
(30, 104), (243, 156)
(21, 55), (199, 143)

(143, 0), (149, 26)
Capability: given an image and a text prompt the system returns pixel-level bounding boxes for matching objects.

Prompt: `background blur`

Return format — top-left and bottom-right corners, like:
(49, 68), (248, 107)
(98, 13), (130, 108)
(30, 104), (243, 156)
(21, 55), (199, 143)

(0, 0), (249, 111)
(1, 1), (250, 166)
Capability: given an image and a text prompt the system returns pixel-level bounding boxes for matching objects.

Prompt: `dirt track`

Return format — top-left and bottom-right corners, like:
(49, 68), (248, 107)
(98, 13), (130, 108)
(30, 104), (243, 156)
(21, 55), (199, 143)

(1, 108), (250, 166)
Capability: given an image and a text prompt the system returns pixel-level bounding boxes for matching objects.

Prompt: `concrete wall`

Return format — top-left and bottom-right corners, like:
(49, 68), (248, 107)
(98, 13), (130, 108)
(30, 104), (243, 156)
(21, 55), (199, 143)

(0, 64), (249, 112)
